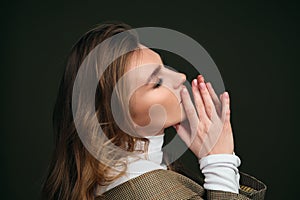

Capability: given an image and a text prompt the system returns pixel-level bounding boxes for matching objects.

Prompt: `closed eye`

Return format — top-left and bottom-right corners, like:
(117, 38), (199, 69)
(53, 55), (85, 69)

(153, 78), (163, 88)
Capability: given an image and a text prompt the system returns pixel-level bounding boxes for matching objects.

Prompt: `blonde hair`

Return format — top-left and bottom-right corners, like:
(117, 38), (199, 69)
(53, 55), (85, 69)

(42, 22), (149, 200)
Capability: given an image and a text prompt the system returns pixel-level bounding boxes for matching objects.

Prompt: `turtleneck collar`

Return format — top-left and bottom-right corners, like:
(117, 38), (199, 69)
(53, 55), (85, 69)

(96, 134), (167, 195)
(141, 134), (165, 165)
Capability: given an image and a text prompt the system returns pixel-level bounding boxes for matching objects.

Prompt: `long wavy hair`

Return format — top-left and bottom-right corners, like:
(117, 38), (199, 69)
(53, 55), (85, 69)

(41, 22), (149, 200)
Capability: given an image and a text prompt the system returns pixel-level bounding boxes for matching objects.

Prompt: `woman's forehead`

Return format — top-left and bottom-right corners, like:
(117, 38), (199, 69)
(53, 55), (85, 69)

(126, 47), (163, 72)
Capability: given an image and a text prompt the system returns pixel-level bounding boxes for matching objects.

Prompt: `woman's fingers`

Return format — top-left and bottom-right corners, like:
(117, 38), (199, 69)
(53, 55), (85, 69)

(198, 81), (217, 120)
(221, 92), (230, 123)
(197, 75), (205, 84)
(197, 75), (221, 118)
(180, 87), (199, 134)
(175, 120), (191, 145)
(178, 76), (234, 159)
(206, 82), (222, 116)
(192, 79), (209, 122)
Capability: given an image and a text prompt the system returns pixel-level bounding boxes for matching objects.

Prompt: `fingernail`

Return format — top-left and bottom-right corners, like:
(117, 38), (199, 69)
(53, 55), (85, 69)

(192, 79), (197, 86)
(197, 75), (204, 82)
(224, 92), (229, 98)
(200, 82), (206, 90)
(182, 87), (188, 93)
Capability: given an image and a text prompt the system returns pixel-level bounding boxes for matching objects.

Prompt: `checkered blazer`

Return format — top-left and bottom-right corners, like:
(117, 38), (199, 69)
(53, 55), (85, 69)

(95, 169), (266, 200)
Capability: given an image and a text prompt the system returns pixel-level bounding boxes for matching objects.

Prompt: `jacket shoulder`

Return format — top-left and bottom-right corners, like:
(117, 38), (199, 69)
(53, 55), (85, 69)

(95, 170), (266, 200)
(96, 169), (204, 200)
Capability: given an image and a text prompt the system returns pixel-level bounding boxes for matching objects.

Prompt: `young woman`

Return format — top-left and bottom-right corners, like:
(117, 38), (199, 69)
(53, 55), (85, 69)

(42, 22), (266, 200)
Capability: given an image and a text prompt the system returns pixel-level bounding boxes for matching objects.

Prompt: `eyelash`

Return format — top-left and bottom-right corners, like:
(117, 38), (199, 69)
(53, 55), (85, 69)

(153, 78), (163, 88)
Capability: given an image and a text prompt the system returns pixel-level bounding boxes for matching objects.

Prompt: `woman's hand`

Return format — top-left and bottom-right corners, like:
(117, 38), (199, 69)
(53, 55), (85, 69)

(175, 75), (234, 159)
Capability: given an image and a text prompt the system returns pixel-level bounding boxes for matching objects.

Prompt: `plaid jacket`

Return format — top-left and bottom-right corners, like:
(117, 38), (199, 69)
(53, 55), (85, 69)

(95, 169), (266, 200)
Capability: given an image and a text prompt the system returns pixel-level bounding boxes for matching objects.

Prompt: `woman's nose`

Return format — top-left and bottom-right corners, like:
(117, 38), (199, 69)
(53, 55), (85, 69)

(177, 73), (186, 88)
(169, 70), (186, 89)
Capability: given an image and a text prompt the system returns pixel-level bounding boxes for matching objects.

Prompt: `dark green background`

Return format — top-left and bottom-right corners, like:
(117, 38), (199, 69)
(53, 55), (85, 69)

(1, 1), (298, 199)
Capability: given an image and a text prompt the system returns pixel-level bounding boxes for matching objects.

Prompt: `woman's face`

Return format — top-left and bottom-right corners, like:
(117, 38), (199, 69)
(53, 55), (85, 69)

(125, 46), (186, 136)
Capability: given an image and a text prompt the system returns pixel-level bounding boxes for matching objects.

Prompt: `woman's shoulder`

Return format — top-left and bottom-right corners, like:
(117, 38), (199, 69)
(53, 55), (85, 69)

(95, 169), (266, 200)
(96, 169), (204, 200)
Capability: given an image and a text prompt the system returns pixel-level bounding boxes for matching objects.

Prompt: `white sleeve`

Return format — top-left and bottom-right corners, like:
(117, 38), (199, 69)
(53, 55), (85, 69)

(199, 154), (241, 194)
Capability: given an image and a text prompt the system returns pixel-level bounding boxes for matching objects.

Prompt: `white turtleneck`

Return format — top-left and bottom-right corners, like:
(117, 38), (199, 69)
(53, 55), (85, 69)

(96, 134), (241, 195)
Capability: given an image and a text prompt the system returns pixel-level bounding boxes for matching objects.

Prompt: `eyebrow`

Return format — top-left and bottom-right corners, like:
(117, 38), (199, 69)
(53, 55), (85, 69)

(146, 65), (162, 84)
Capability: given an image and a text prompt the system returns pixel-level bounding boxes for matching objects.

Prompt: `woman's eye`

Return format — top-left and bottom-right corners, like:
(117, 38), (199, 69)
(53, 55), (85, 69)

(153, 78), (163, 88)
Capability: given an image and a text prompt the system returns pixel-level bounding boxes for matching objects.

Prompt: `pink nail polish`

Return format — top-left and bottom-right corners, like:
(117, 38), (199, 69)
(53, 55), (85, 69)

(224, 92), (229, 98)
(200, 82), (206, 90)
(193, 79), (197, 86)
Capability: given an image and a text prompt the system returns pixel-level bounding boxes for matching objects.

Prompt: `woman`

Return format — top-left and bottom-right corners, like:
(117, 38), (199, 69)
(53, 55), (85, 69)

(42, 22), (266, 199)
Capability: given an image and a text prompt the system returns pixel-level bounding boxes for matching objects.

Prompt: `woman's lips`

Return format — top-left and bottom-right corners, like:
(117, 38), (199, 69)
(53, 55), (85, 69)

(173, 123), (180, 130)
(178, 100), (182, 105)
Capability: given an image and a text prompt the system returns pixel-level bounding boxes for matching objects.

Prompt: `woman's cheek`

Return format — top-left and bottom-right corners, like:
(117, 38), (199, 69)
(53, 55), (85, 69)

(129, 95), (153, 126)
